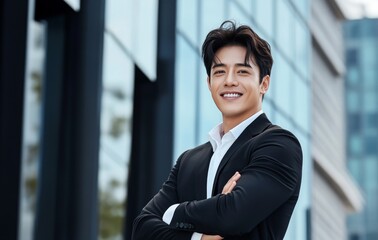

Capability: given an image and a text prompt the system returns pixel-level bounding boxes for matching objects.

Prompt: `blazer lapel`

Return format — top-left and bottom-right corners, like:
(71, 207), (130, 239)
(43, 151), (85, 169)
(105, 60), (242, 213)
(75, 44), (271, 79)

(211, 114), (272, 196)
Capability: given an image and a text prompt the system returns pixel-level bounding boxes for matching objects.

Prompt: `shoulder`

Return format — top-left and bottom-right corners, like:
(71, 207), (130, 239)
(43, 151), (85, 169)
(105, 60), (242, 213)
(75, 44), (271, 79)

(178, 142), (212, 161)
(258, 124), (301, 146)
(251, 124), (303, 164)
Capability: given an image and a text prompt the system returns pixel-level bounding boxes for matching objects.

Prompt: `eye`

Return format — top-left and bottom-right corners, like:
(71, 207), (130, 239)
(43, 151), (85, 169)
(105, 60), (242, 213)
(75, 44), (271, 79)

(238, 69), (249, 74)
(213, 70), (225, 75)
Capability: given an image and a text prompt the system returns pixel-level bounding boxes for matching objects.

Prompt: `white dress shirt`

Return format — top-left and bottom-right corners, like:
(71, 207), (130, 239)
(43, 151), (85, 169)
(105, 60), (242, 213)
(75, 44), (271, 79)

(163, 110), (264, 240)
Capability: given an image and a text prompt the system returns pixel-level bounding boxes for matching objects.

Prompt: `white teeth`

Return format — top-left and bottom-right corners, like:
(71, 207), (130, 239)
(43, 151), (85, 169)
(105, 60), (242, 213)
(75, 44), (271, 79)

(223, 93), (241, 98)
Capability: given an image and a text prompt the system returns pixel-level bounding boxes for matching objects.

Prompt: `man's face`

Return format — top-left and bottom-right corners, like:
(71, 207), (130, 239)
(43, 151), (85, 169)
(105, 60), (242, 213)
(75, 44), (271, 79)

(208, 45), (269, 124)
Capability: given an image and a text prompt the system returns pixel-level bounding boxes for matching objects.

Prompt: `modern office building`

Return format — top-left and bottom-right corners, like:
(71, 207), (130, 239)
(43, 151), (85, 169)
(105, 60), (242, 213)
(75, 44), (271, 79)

(0, 0), (364, 240)
(310, 0), (364, 240)
(310, 0), (363, 240)
(344, 18), (378, 240)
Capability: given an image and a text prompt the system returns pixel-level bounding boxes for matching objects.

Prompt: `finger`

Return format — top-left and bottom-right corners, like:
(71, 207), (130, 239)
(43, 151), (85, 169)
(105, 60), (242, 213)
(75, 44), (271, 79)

(222, 172), (240, 193)
(222, 172), (241, 194)
(223, 181), (236, 194)
(201, 235), (223, 240)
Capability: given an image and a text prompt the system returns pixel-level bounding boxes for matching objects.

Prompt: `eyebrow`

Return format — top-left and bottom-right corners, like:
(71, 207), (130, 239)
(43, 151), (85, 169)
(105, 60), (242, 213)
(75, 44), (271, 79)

(212, 63), (252, 68)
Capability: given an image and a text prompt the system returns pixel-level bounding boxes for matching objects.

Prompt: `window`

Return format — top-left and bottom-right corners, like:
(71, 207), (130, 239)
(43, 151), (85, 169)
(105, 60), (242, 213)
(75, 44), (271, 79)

(295, 18), (309, 77)
(348, 113), (362, 132)
(256, 0), (274, 38)
(294, 74), (310, 132)
(346, 91), (360, 113)
(276, 0), (294, 61)
(363, 91), (377, 113)
(174, 35), (199, 159)
(177, 0), (199, 46)
(273, 52), (293, 115)
(365, 136), (378, 155)
(347, 66), (359, 86)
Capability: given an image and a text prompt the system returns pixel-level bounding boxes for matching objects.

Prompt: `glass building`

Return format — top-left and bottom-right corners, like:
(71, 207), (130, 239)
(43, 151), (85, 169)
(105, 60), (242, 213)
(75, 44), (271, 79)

(1, 0), (312, 239)
(344, 18), (378, 240)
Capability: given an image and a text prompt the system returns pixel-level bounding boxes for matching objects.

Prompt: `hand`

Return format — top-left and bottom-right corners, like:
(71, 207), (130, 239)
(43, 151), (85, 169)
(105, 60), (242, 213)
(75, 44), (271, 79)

(201, 234), (223, 240)
(222, 171), (241, 194)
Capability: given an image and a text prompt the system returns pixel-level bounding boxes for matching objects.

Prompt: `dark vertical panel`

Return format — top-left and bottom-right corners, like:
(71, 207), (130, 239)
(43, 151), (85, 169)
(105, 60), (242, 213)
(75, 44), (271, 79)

(33, 0), (105, 239)
(0, 0), (28, 239)
(153, 0), (177, 195)
(33, 16), (65, 239)
(124, 0), (177, 239)
(307, 207), (312, 240)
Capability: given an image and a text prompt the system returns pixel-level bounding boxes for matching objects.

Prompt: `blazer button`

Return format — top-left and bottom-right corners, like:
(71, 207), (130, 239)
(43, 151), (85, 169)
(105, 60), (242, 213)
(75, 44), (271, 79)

(179, 223), (184, 228)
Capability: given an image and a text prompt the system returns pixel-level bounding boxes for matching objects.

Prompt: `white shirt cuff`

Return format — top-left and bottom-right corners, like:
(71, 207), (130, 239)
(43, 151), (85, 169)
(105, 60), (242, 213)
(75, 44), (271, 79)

(162, 203), (179, 224)
(191, 232), (203, 240)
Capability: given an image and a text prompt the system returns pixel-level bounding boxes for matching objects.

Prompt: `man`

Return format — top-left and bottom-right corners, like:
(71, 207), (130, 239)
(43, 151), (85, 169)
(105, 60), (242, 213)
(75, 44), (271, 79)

(132, 20), (302, 240)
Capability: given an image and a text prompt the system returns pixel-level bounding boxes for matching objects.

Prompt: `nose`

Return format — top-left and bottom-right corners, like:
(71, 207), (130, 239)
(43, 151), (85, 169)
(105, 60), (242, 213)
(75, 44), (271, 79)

(224, 72), (238, 86)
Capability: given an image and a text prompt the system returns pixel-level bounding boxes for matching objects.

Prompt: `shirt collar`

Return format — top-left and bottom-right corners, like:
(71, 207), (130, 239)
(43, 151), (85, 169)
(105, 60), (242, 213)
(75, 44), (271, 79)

(208, 110), (264, 152)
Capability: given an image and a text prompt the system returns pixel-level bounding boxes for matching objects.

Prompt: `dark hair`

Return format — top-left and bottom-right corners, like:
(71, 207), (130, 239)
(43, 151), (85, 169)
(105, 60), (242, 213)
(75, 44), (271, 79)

(202, 20), (273, 82)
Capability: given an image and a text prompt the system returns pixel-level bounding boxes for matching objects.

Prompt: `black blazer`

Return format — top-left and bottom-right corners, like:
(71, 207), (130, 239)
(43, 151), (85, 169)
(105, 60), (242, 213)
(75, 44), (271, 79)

(132, 114), (302, 240)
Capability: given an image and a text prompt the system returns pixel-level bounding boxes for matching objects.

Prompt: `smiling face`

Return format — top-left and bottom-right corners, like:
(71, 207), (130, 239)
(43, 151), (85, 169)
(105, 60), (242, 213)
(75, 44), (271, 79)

(208, 45), (270, 132)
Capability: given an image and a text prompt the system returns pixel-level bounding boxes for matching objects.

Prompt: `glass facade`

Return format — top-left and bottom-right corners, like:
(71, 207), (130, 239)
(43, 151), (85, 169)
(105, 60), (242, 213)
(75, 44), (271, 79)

(14, 0), (313, 239)
(99, 0), (158, 238)
(345, 18), (378, 240)
(18, 10), (46, 240)
(174, 0), (312, 239)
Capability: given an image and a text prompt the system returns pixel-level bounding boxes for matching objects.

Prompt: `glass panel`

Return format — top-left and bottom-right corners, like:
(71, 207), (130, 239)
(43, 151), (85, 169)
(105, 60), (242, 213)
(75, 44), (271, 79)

(365, 135), (378, 156)
(348, 158), (361, 181)
(347, 90), (360, 113)
(174, 36), (199, 159)
(99, 2), (138, 236)
(106, 0), (158, 80)
(19, 19), (46, 240)
(363, 91), (377, 113)
(273, 52), (292, 116)
(361, 39), (377, 68)
(349, 134), (363, 155)
(234, 0), (253, 15)
(276, 0), (294, 60)
(229, 2), (253, 29)
(177, 0), (199, 46)
(366, 113), (378, 131)
(293, 74), (310, 132)
(346, 48), (359, 66)
(256, 0), (274, 39)
(275, 112), (293, 132)
(347, 66), (359, 86)
(348, 113), (362, 133)
(295, 19), (309, 78)
(292, 0), (308, 18)
(200, 0), (226, 44)
(365, 157), (378, 190)
(363, 69), (377, 89)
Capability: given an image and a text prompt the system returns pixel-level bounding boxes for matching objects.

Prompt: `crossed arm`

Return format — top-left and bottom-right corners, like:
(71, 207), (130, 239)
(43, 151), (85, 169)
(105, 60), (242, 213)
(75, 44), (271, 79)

(200, 172), (241, 240)
(132, 130), (302, 239)
(132, 161), (240, 240)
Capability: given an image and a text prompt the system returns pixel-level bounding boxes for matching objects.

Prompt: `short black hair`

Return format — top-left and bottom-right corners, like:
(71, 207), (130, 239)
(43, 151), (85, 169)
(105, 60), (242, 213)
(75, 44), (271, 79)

(202, 20), (273, 82)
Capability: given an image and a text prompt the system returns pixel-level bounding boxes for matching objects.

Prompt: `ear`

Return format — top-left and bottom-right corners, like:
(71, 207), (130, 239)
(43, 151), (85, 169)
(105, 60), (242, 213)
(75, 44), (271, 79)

(260, 75), (270, 94)
(207, 76), (211, 90)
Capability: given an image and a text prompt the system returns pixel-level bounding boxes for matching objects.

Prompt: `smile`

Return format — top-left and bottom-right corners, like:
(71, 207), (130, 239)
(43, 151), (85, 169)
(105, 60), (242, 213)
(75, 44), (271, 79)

(221, 92), (242, 98)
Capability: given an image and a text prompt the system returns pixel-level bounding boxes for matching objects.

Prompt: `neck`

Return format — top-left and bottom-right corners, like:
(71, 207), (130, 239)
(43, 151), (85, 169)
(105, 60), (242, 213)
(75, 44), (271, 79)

(221, 109), (261, 134)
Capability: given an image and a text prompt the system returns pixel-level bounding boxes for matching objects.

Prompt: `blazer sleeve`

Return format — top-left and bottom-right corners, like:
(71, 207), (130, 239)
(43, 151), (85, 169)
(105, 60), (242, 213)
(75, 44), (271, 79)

(131, 151), (193, 240)
(168, 128), (303, 236)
